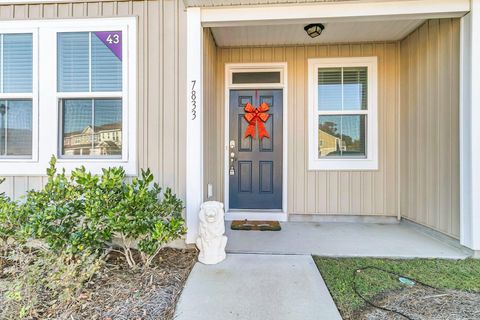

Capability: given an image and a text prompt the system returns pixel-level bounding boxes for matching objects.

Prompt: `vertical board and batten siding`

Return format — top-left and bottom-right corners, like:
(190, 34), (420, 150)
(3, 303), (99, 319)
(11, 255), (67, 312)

(0, 0), (187, 202)
(400, 19), (460, 238)
(203, 28), (218, 200)
(207, 42), (400, 216)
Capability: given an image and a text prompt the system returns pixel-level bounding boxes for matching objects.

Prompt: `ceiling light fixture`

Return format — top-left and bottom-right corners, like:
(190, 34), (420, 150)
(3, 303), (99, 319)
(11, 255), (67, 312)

(304, 23), (325, 38)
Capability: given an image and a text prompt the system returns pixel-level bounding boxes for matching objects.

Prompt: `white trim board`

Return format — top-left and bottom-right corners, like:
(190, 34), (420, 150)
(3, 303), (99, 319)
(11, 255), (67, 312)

(200, 0), (470, 27)
(224, 63), (288, 221)
(225, 211), (288, 222)
(185, 8), (203, 244)
(460, 1), (480, 251)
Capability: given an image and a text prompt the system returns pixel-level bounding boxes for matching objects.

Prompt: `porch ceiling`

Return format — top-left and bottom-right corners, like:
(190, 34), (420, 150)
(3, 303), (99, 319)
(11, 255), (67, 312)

(184, 0), (401, 7)
(184, 0), (355, 7)
(210, 19), (425, 47)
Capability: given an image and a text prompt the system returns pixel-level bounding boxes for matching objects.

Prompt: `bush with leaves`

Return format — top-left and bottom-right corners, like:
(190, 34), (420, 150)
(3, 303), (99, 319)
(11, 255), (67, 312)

(19, 158), (112, 253)
(0, 179), (28, 257)
(16, 156), (186, 267)
(111, 169), (186, 267)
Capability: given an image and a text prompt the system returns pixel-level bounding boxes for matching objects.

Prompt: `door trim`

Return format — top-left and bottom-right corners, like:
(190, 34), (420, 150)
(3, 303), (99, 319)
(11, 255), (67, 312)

(224, 63), (288, 221)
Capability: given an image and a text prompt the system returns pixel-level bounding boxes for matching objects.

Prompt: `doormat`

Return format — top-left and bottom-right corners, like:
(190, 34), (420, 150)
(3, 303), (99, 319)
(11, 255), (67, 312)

(231, 220), (281, 231)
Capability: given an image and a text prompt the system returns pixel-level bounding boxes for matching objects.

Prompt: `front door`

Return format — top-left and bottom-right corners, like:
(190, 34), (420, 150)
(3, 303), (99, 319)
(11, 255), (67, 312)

(229, 89), (283, 210)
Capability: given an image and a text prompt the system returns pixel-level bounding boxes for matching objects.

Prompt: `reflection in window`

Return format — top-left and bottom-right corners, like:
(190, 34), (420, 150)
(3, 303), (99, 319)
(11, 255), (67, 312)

(0, 100), (32, 157)
(61, 99), (122, 157)
(318, 115), (366, 158)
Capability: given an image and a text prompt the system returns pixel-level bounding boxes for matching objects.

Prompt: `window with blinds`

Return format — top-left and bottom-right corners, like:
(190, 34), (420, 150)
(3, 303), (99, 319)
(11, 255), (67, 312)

(57, 31), (123, 158)
(317, 66), (368, 158)
(0, 33), (33, 158)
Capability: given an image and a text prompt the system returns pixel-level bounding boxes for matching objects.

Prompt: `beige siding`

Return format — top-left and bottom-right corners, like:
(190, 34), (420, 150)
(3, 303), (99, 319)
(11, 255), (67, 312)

(0, 0), (187, 201)
(203, 28), (218, 200)
(400, 19), (460, 238)
(208, 42), (400, 216)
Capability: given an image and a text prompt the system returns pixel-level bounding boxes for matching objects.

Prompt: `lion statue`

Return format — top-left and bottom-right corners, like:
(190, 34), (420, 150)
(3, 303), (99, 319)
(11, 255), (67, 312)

(196, 201), (228, 265)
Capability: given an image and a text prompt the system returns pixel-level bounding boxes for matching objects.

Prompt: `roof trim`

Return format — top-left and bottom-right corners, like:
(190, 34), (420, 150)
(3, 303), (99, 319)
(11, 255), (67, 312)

(199, 0), (470, 27)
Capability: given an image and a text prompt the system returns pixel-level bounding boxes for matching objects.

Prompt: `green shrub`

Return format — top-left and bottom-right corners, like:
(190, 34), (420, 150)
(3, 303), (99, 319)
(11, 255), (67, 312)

(0, 179), (28, 256)
(17, 156), (186, 267)
(20, 158), (112, 253)
(112, 170), (186, 267)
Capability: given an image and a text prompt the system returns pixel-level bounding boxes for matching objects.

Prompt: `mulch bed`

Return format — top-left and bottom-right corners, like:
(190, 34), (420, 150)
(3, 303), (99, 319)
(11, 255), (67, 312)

(1, 248), (197, 320)
(68, 248), (197, 320)
(351, 286), (480, 320)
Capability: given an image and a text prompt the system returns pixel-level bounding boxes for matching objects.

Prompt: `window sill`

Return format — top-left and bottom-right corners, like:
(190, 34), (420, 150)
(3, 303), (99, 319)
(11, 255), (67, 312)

(0, 158), (137, 176)
(308, 158), (378, 171)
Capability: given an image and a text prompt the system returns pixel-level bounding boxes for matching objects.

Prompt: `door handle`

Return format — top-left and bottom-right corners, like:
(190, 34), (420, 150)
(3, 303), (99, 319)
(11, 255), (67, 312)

(229, 141), (236, 175)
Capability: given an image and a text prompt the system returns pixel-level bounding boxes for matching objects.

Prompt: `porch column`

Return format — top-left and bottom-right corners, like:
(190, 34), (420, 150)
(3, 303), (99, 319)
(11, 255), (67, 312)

(460, 0), (480, 254)
(185, 7), (203, 244)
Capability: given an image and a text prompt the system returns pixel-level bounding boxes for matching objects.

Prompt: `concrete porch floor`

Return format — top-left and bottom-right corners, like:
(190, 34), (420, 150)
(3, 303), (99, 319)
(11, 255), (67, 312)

(225, 220), (472, 259)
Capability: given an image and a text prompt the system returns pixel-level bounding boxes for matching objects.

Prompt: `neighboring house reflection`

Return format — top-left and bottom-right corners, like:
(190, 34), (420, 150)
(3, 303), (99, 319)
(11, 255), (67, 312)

(63, 122), (122, 156)
(319, 129), (344, 156)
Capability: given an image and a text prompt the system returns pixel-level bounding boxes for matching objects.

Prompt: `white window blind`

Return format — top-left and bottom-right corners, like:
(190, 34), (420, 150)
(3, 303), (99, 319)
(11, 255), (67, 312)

(0, 33), (33, 158)
(58, 32), (122, 93)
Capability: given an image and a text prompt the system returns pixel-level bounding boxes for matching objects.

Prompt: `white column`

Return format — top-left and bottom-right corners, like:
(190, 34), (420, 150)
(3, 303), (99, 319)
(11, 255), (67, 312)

(460, 0), (480, 252)
(185, 8), (203, 244)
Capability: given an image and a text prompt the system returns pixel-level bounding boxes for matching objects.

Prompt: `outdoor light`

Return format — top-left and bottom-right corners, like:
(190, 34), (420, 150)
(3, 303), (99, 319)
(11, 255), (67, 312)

(304, 23), (325, 38)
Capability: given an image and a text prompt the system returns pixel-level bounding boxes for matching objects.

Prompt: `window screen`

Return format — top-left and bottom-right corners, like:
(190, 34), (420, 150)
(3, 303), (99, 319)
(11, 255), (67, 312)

(57, 31), (122, 92)
(58, 31), (123, 158)
(0, 34), (33, 158)
(61, 99), (122, 157)
(317, 66), (368, 158)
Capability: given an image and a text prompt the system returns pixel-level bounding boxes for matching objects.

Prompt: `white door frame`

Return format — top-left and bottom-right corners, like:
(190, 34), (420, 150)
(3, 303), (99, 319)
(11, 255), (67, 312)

(224, 63), (288, 221)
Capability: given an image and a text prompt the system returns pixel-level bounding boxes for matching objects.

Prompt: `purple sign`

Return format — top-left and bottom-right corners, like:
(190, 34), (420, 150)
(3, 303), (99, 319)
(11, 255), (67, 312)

(94, 31), (122, 61)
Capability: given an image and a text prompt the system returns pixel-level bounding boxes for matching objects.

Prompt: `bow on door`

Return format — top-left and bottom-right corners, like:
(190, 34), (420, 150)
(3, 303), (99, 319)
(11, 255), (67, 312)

(243, 102), (270, 140)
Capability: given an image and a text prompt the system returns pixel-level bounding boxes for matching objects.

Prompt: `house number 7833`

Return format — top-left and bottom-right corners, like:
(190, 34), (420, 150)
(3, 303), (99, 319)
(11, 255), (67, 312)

(191, 80), (197, 120)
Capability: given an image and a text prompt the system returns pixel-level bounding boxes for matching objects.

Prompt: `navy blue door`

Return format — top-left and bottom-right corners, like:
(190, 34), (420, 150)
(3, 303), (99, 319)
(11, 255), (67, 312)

(229, 90), (283, 210)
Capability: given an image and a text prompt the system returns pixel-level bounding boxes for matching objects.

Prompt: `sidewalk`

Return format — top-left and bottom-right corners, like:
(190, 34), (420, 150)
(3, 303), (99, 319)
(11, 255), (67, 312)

(174, 254), (342, 320)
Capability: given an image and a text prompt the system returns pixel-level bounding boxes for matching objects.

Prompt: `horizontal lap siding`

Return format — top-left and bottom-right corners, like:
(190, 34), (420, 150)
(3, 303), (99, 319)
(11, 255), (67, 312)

(400, 19), (460, 238)
(212, 42), (400, 216)
(0, 0), (186, 202)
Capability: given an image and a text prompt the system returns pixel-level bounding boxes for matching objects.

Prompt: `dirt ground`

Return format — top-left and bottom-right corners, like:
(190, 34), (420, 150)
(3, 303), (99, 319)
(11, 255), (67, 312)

(69, 248), (197, 320)
(351, 286), (480, 320)
(1, 248), (197, 320)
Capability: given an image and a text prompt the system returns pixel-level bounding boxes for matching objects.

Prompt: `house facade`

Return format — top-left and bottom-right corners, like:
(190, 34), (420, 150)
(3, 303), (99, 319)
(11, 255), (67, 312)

(0, 0), (478, 255)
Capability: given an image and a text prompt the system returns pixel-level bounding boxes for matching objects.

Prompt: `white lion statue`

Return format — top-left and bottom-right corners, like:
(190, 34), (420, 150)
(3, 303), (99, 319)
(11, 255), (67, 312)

(196, 201), (228, 265)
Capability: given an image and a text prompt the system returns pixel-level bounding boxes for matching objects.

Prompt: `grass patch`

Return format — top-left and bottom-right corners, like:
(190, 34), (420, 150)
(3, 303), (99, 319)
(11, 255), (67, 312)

(313, 257), (480, 319)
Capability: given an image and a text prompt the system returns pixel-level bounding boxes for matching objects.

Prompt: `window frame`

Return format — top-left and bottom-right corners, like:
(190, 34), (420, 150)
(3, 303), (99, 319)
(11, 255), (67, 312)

(0, 18), (137, 175)
(56, 29), (125, 160)
(0, 28), (39, 162)
(308, 57), (378, 171)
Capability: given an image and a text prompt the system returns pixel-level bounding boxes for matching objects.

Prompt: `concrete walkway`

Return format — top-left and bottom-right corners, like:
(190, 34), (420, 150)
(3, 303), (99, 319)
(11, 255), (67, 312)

(226, 221), (471, 259)
(174, 254), (342, 320)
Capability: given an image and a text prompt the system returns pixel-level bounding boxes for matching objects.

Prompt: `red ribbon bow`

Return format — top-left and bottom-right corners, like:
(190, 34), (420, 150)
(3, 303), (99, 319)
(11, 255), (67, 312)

(243, 102), (270, 140)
